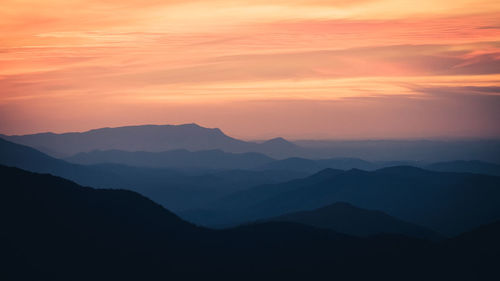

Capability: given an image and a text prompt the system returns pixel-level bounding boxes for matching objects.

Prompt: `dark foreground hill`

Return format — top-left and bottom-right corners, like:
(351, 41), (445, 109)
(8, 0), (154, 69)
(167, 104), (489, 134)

(265, 202), (442, 240)
(191, 167), (500, 235)
(1, 165), (499, 281)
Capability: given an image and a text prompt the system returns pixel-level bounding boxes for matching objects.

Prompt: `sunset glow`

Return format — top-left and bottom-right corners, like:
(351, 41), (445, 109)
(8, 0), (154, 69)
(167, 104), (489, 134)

(1, 0), (499, 138)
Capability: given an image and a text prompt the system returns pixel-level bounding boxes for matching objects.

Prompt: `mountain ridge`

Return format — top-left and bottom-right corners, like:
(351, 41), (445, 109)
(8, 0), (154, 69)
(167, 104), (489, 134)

(264, 202), (443, 240)
(0, 137), (307, 211)
(188, 166), (500, 235)
(65, 148), (275, 170)
(1, 164), (499, 280)
(3, 124), (500, 162)
(1, 123), (298, 158)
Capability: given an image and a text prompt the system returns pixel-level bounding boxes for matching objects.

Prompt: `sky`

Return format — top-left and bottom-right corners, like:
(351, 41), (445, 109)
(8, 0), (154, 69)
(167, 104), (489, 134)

(1, 0), (499, 139)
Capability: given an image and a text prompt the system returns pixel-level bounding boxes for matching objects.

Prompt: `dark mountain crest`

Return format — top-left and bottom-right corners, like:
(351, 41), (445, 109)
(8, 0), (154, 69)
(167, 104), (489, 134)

(345, 168), (370, 173)
(264, 201), (443, 240)
(373, 165), (432, 174)
(207, 164), (500, 235)
(0, 164), (196, 230)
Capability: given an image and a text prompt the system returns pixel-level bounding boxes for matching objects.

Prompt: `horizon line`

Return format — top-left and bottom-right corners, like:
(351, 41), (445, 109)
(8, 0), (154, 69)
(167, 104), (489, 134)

(2, 122), (500, 142)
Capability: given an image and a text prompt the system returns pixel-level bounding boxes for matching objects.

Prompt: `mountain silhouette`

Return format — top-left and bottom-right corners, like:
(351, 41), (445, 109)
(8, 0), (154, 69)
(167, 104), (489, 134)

(92, 163), (308, 211)
(1, 123), (298, 158)
(265, 202), (442, 240)
(0, 164), (202, 280)
(258, 137), (298, 152)
(0, 137), (120, 186)
(65, 149), (274, 169)
(4, 125), (499, 162)
(259, 157), (500, 175)
(66, 150), (392, 174)
(0, 137), (305, 211)
(192, 167), (500, 235)
(4, 136), (500, 235)
(201, 168), (345, 213)
(1, 165), (499, 280)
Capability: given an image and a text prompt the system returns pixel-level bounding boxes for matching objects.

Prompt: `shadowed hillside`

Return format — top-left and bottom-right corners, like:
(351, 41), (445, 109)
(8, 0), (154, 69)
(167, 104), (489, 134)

(0, 138), (306, 211)
(265, 202), (442, 240)
(1, 165), (499, 281)
(188, 167), (500, 235)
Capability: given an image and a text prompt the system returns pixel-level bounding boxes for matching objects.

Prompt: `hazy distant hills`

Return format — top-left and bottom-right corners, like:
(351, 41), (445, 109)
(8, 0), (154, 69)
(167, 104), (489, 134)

(65, 149), (382, 172)
(4, 136), (500, 236)
(66, 149), (274, 170)
(2, 165), (499, 280)
(295, 139), (500, 163)
(256, 157), (379, 173)
(65, 147), (500, 176)
(259, 157), (500, 176)
(3, 123), (500, 163)
(0, 137), (120, 187)
(188, 167), (500, 235)
(0, 138), (306, 211)
(265, 202), (442, 240)
(2, 124), (499, 280)
(0, 123), (299, 158)
(4, 132), (500, 235)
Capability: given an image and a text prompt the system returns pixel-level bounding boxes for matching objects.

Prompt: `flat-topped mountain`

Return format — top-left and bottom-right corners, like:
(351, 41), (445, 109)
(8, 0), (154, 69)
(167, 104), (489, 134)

(4, 124), (500, 163)
(1, 123), (298, 158)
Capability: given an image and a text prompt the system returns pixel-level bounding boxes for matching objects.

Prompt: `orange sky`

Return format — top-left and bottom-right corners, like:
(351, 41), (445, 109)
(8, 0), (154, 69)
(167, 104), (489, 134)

(1, 0), (499, 139)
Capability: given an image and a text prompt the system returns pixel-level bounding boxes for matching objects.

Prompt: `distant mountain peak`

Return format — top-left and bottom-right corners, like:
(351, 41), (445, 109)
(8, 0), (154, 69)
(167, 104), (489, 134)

(262, 137), (297, 147)
(264, 137), (289, 143)
(2, 124), (303, 159)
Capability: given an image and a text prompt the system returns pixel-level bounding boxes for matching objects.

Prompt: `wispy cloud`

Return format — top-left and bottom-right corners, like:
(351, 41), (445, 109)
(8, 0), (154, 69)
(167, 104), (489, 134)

(0, 0), (499, 138)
